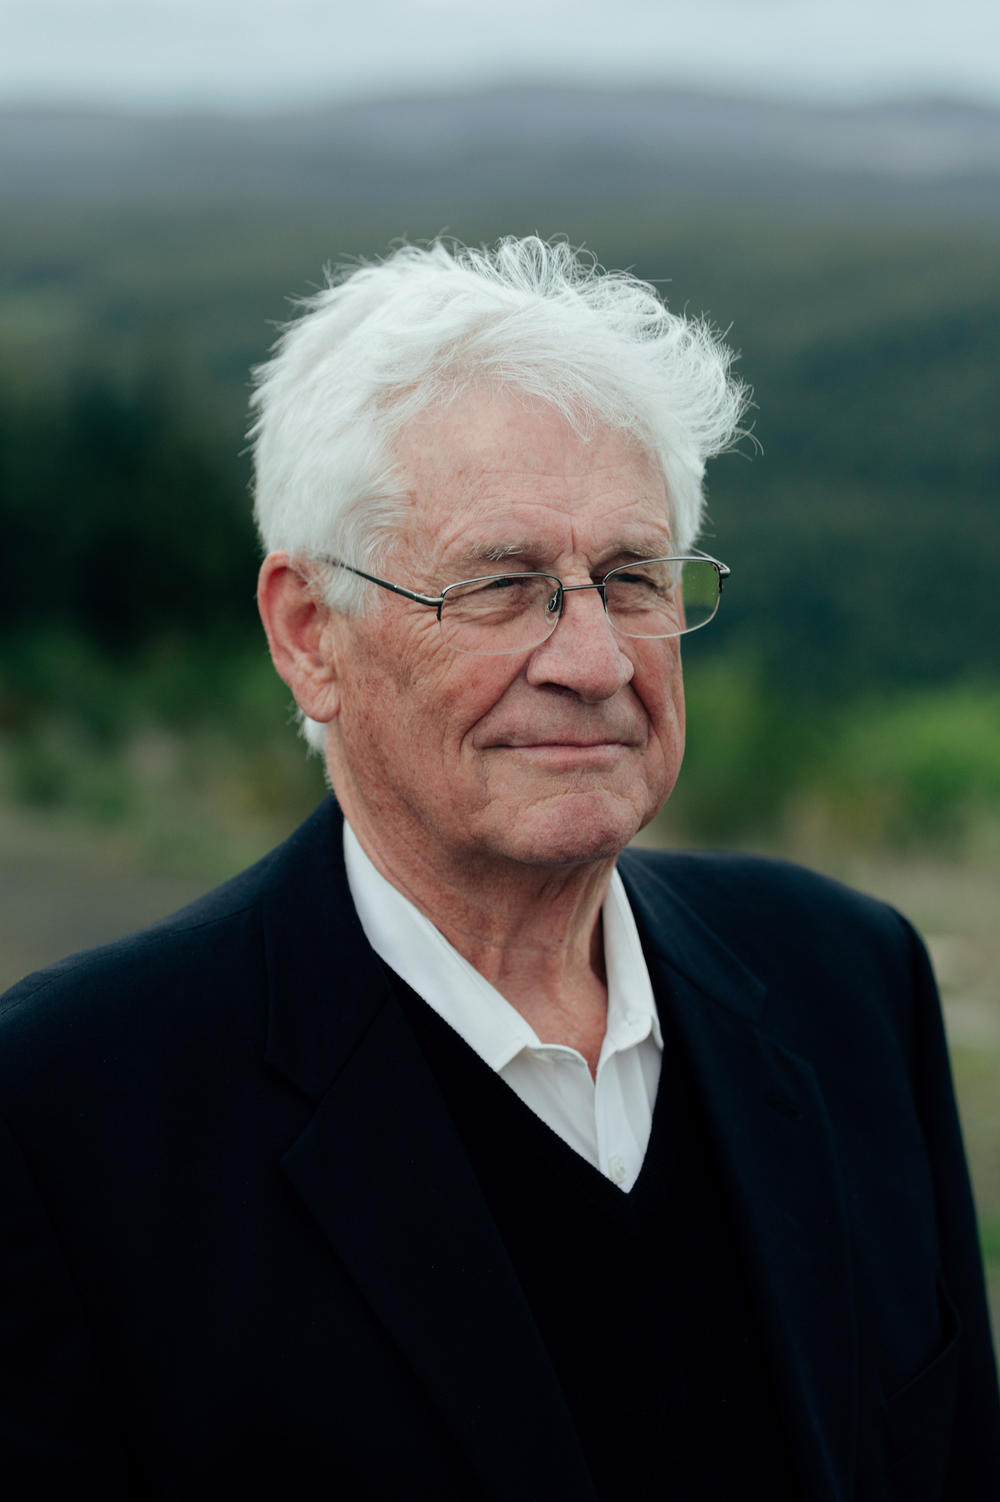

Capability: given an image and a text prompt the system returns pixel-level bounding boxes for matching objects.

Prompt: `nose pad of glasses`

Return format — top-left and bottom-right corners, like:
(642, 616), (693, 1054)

(544, 587), (562, 617)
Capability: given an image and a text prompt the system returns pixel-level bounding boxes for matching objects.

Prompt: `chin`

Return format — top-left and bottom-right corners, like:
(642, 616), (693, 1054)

(499, 792), (653, 869)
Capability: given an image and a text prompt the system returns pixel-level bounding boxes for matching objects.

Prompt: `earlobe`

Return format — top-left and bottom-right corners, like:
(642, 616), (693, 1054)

(257, 553), (342, 723)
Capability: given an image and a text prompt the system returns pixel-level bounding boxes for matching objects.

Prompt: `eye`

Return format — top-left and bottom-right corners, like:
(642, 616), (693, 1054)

(444, 574), (548, 621)
(482, 574), (527, 593)
(603, 561), (681, 625)
(608, 568), (670, 594)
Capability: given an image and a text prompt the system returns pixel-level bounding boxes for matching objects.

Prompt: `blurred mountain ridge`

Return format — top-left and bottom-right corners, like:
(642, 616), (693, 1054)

(3, 84), (1000, 214)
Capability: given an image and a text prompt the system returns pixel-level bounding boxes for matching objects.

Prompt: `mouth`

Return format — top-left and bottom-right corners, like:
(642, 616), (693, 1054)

(490, 730), (639, 749)
(510, 739), (625, 748)
(495, 740), (633, 765)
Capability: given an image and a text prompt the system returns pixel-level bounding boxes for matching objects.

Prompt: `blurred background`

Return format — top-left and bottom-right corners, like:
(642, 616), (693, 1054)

(2, 0), (998, 1325)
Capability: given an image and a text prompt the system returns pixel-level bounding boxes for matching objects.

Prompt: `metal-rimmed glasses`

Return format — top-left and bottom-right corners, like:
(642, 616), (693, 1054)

(318, 549), (731, 657)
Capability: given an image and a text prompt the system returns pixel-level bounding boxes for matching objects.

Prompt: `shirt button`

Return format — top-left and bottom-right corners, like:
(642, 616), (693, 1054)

(608, 1155), (627, 1185)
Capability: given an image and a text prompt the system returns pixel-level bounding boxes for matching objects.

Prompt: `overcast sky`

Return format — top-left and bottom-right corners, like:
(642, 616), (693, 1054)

(4, 0), (1000, 110)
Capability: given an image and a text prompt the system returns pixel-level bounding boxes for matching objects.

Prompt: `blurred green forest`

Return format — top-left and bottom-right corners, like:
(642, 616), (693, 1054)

(1, 197), (998, 862)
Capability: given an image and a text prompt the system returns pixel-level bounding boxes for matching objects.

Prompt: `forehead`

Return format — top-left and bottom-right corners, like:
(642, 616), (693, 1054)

(391, 390), (672, 564)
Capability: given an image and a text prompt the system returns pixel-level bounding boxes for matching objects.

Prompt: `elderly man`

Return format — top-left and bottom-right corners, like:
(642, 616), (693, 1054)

(1, 239), (998, 1500)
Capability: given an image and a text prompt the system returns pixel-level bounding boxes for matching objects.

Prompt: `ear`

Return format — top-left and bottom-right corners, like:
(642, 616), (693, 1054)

(257, 552), (342, 724)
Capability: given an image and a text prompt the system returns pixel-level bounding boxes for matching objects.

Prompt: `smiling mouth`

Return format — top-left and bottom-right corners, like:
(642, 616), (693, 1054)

(495, 732), (636, 748)
(497, 740), (633, 759)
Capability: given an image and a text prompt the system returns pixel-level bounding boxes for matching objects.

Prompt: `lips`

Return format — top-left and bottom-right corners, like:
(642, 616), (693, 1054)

(485, 726), (642, 749)
(502, 739), (630, 749)
(482, 737), (643, 763)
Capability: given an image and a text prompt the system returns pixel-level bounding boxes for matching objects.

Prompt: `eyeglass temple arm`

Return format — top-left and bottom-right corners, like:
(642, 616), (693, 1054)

(317, 558), (444, 609)
(688, 546), (731, 584)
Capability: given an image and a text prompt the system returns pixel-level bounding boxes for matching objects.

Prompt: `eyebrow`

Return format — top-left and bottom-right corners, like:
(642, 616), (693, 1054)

(481, 543), (528, 564)
(457, 537), (674, 571)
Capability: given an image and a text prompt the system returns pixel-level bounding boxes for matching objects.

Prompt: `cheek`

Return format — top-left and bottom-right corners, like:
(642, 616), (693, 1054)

(331, 627), (419, 774)
(635, 643), (685, 736)
(347, 630), (516, 772)
(670, 668), (686, 740)
(449, 657), (523, 724)
(664, 673), (686, 759)
(644, 663), (685, 812)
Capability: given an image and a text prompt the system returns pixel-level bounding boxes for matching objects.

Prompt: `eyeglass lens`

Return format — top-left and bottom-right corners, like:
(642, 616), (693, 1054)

(438, 559), (721, 655)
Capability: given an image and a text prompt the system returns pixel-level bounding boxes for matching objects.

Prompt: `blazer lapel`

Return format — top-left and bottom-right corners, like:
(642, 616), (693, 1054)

(621, 854), (858, 1502)
(261, 800), (598, 1502)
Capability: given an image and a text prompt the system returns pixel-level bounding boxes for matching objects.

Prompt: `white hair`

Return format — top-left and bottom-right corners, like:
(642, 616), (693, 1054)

(249, 236), (750, 752)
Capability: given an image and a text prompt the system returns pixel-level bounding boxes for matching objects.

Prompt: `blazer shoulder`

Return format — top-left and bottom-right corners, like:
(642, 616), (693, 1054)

(620, 844), (898, 927)
(2, 848), (266, 1014)
(618, 844), (924, 1005)
(0, 797), (342, 1056)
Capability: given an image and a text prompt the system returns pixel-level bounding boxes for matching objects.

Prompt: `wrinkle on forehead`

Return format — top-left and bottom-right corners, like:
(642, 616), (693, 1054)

(390, 392), (672, 580)
(421, 495), (672, 582)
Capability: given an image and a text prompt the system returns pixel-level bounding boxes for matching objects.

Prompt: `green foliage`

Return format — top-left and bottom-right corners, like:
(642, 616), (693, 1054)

(0, 632), (326, 874)
(981, 1219), (1000, 1272)
(822, 685), (1000, 848)
(660, 652), (821, 842)
(655, 664), (1000, 856)
(0, 359), (257, 647)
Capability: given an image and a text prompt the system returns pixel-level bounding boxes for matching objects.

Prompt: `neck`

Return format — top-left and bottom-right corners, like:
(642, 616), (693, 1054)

(345, 808), (614, 1074)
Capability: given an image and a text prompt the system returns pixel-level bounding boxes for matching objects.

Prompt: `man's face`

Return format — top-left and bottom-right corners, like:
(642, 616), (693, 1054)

(324, 390), (686, 882)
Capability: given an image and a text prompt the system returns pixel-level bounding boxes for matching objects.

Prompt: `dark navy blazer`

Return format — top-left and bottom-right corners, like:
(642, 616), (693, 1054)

(1, 796), (998, 1498)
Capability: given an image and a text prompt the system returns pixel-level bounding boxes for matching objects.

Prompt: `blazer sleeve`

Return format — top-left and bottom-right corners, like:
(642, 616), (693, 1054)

(898, 913), (1000, 1495)
(0, 1112), (134, 1498)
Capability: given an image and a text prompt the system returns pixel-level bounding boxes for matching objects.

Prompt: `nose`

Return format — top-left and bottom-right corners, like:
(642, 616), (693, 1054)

(524, 583), (634, 702)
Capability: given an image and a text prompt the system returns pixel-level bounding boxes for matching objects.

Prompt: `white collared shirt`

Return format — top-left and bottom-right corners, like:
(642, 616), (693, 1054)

(343, 822), (662, 1191)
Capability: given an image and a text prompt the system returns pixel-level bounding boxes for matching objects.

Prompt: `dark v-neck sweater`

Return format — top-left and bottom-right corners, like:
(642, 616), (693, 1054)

(392, 972), (801, 1501)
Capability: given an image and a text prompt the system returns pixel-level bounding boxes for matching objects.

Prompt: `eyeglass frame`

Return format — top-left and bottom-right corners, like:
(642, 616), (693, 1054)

(313, 548), (731, 650)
